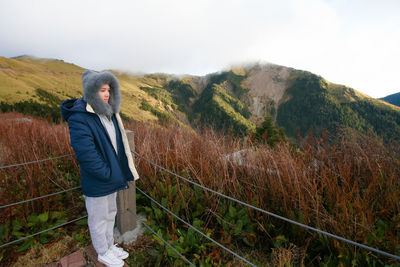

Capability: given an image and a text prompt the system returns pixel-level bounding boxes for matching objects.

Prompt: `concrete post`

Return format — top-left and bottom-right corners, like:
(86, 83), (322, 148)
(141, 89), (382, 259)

(116, 130), (137, 233)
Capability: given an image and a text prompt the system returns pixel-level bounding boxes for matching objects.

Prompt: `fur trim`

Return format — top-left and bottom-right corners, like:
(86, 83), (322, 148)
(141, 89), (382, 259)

(82, 70), (121, 117)
(116, 113), (140, 180)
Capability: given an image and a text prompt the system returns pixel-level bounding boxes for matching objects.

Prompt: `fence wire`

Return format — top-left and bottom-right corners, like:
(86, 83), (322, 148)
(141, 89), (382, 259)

(0, 153), (74, 169)
(1, 149), (398, 262)
(132, 150), (400, 262)
(0, 186), (82, 209)
(0, 215), (88, 249)
(137, 187), (257, 267)
(141, 219), (195, 266)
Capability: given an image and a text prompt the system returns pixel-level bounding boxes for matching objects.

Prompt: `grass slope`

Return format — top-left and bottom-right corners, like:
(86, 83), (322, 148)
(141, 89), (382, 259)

(0, 56), (168, 123)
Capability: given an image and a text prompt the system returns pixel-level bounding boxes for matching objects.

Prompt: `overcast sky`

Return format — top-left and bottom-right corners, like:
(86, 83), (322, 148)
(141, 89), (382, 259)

(0, 0), (399, 98)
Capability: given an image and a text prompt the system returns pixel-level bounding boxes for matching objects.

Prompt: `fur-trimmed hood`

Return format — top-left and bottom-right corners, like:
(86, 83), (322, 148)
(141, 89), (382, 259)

(82, 70), (121, 117)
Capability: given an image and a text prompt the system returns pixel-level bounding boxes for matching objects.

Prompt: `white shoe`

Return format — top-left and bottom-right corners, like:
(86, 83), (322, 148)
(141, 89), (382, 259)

(110, 244), (129, 260)
(98, 248), (125, 267)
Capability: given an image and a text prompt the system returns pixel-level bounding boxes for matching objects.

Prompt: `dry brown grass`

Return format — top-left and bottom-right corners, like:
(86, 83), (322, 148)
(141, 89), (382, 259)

(1, 111), (399, 264)
(0, 112), (80, 222)
(11, 235), (78, 267)
(127, 119), (400, 263)
(0, 112), (83, 265)
(271, 243), (305, 267)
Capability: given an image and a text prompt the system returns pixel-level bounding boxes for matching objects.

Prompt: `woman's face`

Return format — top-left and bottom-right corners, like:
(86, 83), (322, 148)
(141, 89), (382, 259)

(98, 84), (110, 103)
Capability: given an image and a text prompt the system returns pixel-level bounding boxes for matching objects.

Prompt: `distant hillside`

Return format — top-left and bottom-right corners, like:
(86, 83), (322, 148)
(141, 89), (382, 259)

(1, 55), (399, 142)
(381, 92), (400, 107)
(276, 70), (400, 141)
(185, 63), (400, 141)
(0, 55), (186, 127)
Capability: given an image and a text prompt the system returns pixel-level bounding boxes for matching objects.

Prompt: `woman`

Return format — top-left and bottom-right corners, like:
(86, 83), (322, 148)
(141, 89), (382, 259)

(61, 70), (140, 267)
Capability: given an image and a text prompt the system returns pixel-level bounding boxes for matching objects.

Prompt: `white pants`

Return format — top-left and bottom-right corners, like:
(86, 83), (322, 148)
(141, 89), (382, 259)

(84, 192), (117, 255)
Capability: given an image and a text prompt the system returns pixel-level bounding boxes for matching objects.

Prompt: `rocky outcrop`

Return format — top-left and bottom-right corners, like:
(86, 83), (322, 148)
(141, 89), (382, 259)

(242, 64), (292, 120)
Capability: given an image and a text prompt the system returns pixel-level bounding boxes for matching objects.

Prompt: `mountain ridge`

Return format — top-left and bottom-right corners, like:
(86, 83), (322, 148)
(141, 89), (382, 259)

(1, 55), (399, 142)
(381, 92), (400, 107)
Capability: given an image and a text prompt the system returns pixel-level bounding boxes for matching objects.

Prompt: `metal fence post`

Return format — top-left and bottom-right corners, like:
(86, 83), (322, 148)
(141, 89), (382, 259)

(116, 130), (137, 234)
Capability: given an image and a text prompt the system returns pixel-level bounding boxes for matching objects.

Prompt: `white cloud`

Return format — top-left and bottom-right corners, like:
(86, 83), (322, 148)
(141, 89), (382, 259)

(0, 0), (399, 97)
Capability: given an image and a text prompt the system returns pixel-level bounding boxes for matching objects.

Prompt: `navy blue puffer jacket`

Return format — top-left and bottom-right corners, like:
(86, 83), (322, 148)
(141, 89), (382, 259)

(61, 97), (135, 197)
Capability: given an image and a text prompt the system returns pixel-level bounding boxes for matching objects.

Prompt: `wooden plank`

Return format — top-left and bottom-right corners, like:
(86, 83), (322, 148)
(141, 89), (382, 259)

(116, 130), (137, 234)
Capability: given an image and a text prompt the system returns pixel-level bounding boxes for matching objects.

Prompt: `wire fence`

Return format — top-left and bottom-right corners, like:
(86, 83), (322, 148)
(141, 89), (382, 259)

(1, 153), (255, 265)
(140, 219), (195, 267)
(0, 153), (74, 169)
(1, 150), (399, 263)
(137, 186), (257, 267)
(132, 150), (400, 262)
(0, 154), (83, 250)
(0, 215), (88, 249)
(0, 186), (81, 209)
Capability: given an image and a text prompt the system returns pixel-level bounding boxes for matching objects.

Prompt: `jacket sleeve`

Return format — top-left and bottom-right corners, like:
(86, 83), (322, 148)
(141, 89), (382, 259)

(68, 114), (111, 181)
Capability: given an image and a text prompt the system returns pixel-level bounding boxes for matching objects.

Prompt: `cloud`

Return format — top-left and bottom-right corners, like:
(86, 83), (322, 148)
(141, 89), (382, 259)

(0, 0), (399, 97)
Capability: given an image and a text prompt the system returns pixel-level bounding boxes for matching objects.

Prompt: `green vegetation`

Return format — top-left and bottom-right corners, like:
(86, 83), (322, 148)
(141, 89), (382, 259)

(136, 182), (262, 266)
(344, 99), (400, 141)
(165, 80), (197, 114)
(2, 211), (68, 252)
(0, 88), (64, 122)
(277, 71), (400, 142)
(277, 71), (343, 137)
(140, 99), (173, 125)
(193, 83), (255, 137)
(254, 115), (286, 146)
(139, 86), (177, 109)
(207, 70), (250, 99)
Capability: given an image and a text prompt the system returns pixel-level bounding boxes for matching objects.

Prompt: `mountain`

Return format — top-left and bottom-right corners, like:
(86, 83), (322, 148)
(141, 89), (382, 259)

(187, 64), (400, 142)
(380, 92), (400, 107)
(1, 55), (399, 142)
